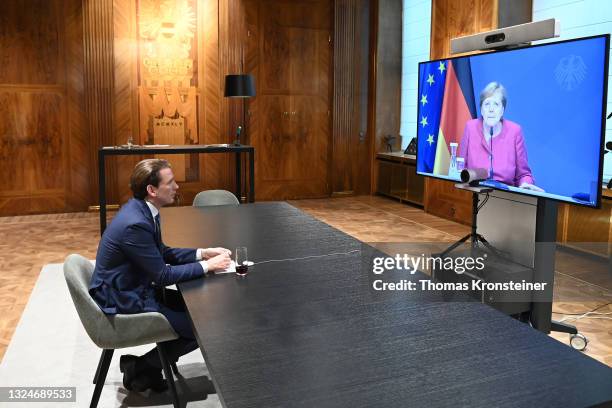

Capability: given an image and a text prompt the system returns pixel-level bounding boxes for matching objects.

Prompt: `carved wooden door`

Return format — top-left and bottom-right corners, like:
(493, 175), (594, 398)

(246, 0), (332, 200)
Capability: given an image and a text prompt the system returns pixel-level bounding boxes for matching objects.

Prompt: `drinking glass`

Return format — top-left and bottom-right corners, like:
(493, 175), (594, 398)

(235, 247), (248, 276)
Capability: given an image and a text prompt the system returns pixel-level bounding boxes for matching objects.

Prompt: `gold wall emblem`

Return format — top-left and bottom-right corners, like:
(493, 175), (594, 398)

(137, 0), (198, 181)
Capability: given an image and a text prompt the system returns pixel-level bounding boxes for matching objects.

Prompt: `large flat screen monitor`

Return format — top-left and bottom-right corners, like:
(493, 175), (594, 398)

(416, 35), (609, 208)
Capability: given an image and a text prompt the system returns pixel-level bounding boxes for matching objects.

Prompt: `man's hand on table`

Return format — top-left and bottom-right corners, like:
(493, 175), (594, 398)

(206, 253), (232, 274)
(203, 247), (232, 259)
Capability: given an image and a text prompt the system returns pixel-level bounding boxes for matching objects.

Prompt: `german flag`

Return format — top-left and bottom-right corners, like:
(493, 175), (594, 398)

(433, 59), (477, 175)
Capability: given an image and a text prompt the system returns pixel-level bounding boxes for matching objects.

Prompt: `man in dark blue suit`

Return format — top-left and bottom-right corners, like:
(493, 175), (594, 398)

(90, 159), (231, 392)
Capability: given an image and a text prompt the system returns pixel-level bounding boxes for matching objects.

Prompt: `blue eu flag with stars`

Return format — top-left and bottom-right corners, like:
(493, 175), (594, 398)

(416, 61), (447, 173)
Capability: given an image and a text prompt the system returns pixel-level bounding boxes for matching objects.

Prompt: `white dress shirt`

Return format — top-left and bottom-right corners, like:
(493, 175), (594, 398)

(145, 200), (209, 274)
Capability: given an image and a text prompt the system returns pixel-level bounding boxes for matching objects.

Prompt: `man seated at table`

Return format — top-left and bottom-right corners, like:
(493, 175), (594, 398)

(89, 158), (231, 392)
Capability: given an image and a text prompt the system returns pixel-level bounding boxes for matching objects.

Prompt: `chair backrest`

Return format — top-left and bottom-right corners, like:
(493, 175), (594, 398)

(63, 254), (178, 349)
(193, 189), (240, 207)
(63, 254), (109, 348)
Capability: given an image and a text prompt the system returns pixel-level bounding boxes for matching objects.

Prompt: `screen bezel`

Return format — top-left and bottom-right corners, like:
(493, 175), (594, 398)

(415, 34), (610, 209)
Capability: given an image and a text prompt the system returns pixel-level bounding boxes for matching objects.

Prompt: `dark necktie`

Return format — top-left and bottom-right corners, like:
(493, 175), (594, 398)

(154, 214), (162, 249)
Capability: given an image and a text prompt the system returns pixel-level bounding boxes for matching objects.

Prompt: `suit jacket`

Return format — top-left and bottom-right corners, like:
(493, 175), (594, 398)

(458, 118), (535, 187)
(89, 198), (204, 314)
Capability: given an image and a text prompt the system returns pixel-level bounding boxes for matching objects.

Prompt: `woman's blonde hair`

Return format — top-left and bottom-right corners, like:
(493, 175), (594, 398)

(479, 82), (507, 110)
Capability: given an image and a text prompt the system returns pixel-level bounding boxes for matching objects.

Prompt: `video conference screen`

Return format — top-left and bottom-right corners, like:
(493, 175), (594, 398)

(416, 35), (609, 208)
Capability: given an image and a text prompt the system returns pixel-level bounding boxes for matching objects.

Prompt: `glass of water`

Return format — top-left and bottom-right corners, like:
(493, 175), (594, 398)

(235, 247), (248, 276)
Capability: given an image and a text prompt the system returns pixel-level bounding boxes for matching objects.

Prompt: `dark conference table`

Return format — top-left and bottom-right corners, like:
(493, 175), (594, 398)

(162, 203), (612, 408)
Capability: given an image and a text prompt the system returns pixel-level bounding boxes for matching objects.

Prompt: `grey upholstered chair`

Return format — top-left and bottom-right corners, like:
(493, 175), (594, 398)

(63, 254), (180, 408)
(192, 189), (240, 207)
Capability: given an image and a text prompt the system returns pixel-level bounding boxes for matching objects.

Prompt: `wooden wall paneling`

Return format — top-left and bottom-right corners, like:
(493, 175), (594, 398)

(430, 0), (447, 60)
(333, 0), (353, 195)
(244, 0), (259, 200)
(196, 0), (227, 199)
(29, 92), (66, 210)
(0, 1), (62, 85)
(558, 193), (611, 257)
(336, 0), (350, 197)
(0, 0), (69, 215)
(556, 203), (568, 243)
(564, 201), (611, 257)
(83, 0), (117, 205)
(245, 0), (282, 198)
(315, 14), (333, 197)
(446, 0), (477, 42)
(248, 0), (332, 200)
(113, 0), (141, 205)
(244, 0), (262, 199)
(430, 0), (498, 58)
(480, 0), (498, 31)
(0, 93), (27, 195)
(368, 0), (379, 195)
(215, 0), (235, 190)
(424, 178), (473, 223)
(332, 0), (371, 196)
(355, 0), (372, 196)
(221, 0), (248, 202)
(0, 92), (66, 214)
(64, 0), (89, 212)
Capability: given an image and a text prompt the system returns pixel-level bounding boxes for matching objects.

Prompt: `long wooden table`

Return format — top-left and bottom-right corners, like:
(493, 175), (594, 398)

(162, 203), (612, 408)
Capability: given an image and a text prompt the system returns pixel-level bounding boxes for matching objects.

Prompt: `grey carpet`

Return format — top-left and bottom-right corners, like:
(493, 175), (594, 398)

(0, 263), (222, 407)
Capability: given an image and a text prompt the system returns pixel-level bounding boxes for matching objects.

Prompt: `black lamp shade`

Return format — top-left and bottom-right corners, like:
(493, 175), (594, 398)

(224, 74), (256, 98)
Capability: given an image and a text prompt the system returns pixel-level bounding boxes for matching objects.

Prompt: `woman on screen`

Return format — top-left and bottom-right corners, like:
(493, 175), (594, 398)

(458, 82), (543, 191)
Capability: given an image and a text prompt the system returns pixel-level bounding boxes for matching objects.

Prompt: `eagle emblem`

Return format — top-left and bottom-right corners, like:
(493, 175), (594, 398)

(554, 55), (587, 91)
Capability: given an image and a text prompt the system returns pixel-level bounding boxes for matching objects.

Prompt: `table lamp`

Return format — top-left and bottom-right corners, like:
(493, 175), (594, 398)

(224, 74), (256, 146)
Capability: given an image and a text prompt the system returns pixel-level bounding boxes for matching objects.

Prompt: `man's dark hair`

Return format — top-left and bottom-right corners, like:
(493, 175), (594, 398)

(130, 159), (171, 199)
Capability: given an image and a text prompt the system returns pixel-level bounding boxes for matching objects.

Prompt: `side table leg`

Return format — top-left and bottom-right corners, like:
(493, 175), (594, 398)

(249, 150), (255, 202)
(236, 151), (242, 202)
(98, 150), (107, 235)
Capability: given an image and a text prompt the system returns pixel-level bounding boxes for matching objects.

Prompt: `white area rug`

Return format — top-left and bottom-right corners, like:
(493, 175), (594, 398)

(0, 263), (222, 407)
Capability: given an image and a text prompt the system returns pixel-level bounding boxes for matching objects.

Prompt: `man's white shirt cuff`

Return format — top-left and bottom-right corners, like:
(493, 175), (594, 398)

(196, 248), (205, 260)
(196, 249), (208, 274)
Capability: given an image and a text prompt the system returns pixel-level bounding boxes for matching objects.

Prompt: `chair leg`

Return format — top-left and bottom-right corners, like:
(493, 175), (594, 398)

(157, 342), (180, 408)
(90, 349), (114, 408)
(93, 350), (104, 384)
(171, 363), (179, 375)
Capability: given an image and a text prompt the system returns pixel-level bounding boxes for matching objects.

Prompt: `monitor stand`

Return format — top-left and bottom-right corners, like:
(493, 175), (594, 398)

(441, 185), (587, 351)
(530, 198), (587, 350)
(440, 184), (506, 259)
